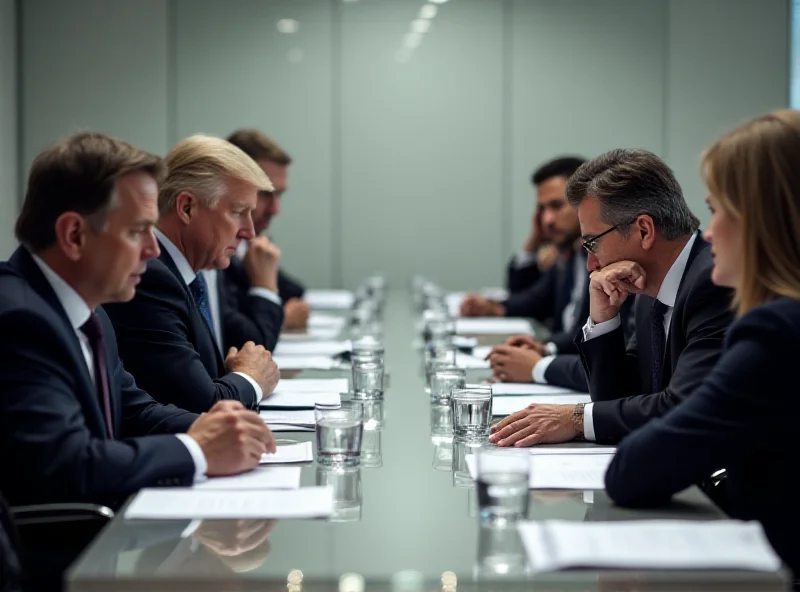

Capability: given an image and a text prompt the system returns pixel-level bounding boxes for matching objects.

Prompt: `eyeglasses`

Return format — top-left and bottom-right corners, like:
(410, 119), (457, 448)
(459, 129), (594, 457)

(581, 218), (638, 255)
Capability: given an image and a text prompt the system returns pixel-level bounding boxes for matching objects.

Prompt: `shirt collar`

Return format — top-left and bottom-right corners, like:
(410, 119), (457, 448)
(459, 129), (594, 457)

(31, 253), (92, 331)
(656, 232), (698, 308)
(154, 228), (196, 286)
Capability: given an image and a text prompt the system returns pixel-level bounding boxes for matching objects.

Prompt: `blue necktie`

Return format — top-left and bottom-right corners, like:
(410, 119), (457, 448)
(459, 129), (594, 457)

(189, 274), (215, 338)
(651, 299), (669, 392)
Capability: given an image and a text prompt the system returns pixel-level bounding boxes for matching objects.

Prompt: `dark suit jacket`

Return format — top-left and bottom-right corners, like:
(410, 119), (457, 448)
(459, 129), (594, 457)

(503, 250), (589, 355)
(0, 248), (197, 508)
(605, 297), (800, 580)
(278, 268), (305, 303)
(216, 263), (283, 353)
(0, 493), (21, 592)
(505, 254), (543, 294)
(104, 243), (258, 413)
(576, 233), (733, 444)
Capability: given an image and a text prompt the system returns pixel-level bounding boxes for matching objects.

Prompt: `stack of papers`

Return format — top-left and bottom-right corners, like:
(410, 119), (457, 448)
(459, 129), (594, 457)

(194, 466), (301, 490)
(492, 393), (592, 416)
(304, 290), (355, 310)
(273, 340), (352, 357)
(517, 520), (783, 573)
(466, 450), (614, 490)
(307, 313), (347, 339)
(125, 487), (335, 519)
(273, 355), (339, 370)
(261, 378), (347, 409)
(260, 409), (316, 432)
(455, 318), (534, 336)
(260, 442), (314, 464)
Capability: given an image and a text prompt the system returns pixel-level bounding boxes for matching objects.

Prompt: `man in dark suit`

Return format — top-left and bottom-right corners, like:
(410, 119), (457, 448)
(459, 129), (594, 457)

(104, 135), (281, 414)
(489, 149), (732, 446)
(226, 129), (309, 330)
(462, 157), (589, 357)
(0, 493), (21, 592)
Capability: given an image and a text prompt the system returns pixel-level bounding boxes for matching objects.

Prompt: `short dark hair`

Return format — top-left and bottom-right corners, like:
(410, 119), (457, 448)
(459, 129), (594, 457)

(15, 132), (162, 252)
(226, 129), (292, 166)
(565, 148), (699, 240)
(531, 156), (587, 186)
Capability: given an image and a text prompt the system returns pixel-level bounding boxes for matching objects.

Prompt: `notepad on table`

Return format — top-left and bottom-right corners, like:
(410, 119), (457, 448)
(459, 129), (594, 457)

(455, 351), (491, 369)
(455, 318), (534, 335)
(491, 382), (577, 396)
(260, 379), (346, 409)
(517, 520), (782, 573)
(125, 486), (334, 520)
(273, 355), (339, 370)
(492, 393), (592, 416)
(260, 442), (313, 464)
(261, 409), (316, 432)
(304, 290), (355, 310)
(466, 451), (613, 490)
(193, 466), (301, 490)
(273, 340), (352, 357)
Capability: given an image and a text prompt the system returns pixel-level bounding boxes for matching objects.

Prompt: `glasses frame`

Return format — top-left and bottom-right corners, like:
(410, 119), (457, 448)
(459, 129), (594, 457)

(581, 217), (639, 255)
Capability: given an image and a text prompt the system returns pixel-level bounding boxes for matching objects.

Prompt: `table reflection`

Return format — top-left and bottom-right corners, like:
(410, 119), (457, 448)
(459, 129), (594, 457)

(452, 439), (485, 488)
(316, 466), (362, 523)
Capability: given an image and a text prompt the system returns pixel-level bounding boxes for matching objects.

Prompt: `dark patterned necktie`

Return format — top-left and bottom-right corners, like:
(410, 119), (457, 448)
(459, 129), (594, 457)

(80, 313), (114, 438)
(651, 299), (669, 392)
(189, 274), (215, 337)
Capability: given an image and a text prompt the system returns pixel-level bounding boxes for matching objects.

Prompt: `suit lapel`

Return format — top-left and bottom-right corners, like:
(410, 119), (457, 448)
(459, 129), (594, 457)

(7, 247), (112, 436)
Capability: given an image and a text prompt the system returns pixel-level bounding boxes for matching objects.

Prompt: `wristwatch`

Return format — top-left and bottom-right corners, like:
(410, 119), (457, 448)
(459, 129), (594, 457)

(572, 403), (585, 441)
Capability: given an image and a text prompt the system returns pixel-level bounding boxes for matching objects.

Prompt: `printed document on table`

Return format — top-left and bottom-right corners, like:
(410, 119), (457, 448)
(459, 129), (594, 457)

(260, 409), (315, 427)
(465, 452), (613, 490)
(491, 383), (578, 396)
(304, 290), (355, 310)
(273, 340), (352, 357)
(455, 318), (534, 335)
(517, 520), (783, 573)
(492, 394), (592, 416)
(273, 355), (338, 370)
(193, 466), (301, 490)
(260, 442), (314, 464)
(261, 383), (342, 409)
(125, 487), (335, 520)
(528, 446), (616, 455)
(455, 351), (491, 369)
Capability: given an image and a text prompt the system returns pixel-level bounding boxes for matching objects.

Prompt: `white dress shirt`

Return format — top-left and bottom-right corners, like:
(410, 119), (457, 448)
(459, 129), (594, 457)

(154, 229), (264, 403)
(31, 253), (208, 482)
(580, 233), (698, 441)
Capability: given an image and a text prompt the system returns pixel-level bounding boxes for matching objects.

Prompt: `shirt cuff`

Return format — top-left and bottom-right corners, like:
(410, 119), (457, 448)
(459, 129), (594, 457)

(581, 314), (621, 342)
(175, 434), (208, 483)
(234, 371), (264, 403)
(513, 250), (538, 269)
(532, 355), (556, 384)
(248, 287), (283, 307)
(583, 403), (596, 441)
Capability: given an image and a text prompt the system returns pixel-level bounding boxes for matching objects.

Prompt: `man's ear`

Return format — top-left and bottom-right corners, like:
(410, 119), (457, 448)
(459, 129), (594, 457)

(638, 215), (657, 251)
(175, 192), (196, 225)
(53, 212), (88, 261)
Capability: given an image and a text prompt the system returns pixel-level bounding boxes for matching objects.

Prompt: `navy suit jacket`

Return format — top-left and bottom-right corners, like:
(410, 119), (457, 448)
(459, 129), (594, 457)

(576, 234), (734, 443)
(505, 254), (543, 294)
(606, 297), (800, 579)
(104, 243), (258, 413)
(0, 248), (197, 508)
(217, 258), (283, 352)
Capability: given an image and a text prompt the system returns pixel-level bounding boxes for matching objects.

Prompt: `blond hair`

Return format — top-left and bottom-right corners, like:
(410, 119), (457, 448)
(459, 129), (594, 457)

(159, 134), (273, 215)
(701, 109), (800, 317)
(227, 129), (292, 166)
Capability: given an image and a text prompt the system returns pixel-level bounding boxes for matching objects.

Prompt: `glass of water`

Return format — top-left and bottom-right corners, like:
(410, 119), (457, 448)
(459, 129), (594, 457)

(451, 388), (493, 441)
(474, 448), (530, 525)
(351, 358), (385, 399)
(315, 403), (364, 468)
(430, 367), (466, 402)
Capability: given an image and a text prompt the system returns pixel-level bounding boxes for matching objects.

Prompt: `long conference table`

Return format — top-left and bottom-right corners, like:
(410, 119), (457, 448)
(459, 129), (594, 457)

(67, 291), (790, 591)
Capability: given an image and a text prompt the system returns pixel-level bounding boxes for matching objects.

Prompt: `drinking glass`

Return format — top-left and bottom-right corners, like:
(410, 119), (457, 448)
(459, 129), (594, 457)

(315, 403), (364, 468)
(430, 367), (466, 402)
(351, 358), (385, 399)
(474, 448), (530, 525)
(451, 388), (493, 441)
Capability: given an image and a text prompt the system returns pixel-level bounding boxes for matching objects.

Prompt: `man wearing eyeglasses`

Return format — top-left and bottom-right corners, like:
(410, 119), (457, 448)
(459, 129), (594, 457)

(489, 149), (733, 447)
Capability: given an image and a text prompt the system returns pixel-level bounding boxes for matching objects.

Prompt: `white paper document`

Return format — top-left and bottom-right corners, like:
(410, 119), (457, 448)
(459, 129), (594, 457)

(528, 446), (617, 456)
(304, 290), (355, 310)
(517, 520), (783, 573)
(466, 452), (613, 490)
(452, 335), (478, 348)
(455, 351), (491, 369)
(273, 355), (338, 370)
(472, 345), (493, 360)
(261, 379), (346, 409)
(260, 442), (313, 464)
(273, 340), (351, 357)
(193, 466), (301, 490)
(269, 424), (315, 432)
(455, 318), (534, 336)
(492, 393), (592, 416)
(125, 486), (335, 520)
(491, 382), (579, 396)
(260, 409), (316, 429)
(308, 313), (347, 330)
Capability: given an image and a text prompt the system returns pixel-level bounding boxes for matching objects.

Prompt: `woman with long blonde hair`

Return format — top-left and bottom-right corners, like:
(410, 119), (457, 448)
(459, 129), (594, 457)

(605, 109), (800, 582)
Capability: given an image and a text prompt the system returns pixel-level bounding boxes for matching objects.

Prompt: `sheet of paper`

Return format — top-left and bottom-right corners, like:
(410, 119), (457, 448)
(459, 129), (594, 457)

(269, 424), (315, 432)
(273, 378), (348, 395)
(528, 446), (617, 455)
(517, 520), (782, 573)
(492, 393), (592, 416)
(455, 318), (534, 336)
(472, 345), (493, 360)
(260, 442), (313, 464)
(125, 486), (334, 520)
(261, 379), (346, 408)
(304, 290), (355, 310)
(491, 382), (578, 396)
(274, 340), (351, 357)
(193, 466), (301, 490)
(273, 355), (338, 370)
(465, 452), (613, 490)
(308, 313), (347, 330)
(260, 409), (316, 427)
(455, 351), (491, 369)
(452, 335), (478, 348)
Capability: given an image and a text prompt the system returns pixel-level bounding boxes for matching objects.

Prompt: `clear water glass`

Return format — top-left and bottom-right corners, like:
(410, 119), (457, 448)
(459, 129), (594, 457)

(360, 429), (382, 468)
(316, 466), (362, 522)
(475, 449), (530, 525)
(430, 367), (466, 402)
(474, 522), (531, 580)
(315, 403), (364, 468)
(424, 345), (457, 389)
(351, 358), (385, 399)
(358, 399), (385, 430)
(351, 336), (385, 362)
(451, 388), (493, 441)
(430, 403), (453, 442)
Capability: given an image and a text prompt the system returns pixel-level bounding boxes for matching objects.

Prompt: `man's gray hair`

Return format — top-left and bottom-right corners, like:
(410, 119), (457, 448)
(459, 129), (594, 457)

(565, 148), (699, 240)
